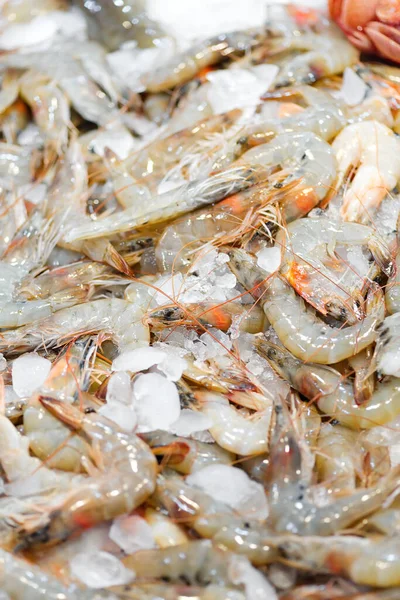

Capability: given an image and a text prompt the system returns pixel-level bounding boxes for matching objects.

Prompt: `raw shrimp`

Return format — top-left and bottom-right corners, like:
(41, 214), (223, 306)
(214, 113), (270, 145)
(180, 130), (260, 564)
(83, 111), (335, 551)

(66, 129), (335, 242)
(19, 70), (70, 161)
(154, 474), (278, 564)
(73, 0), (169, 51)
(17, 260), (122, 300)
(0, 69), (20, 116)
(277, 534), (400, 588)
(24, 337), (96, 472)
(259, 339), (400, 429)
(272, 29), (359, 87)
(16, 398), (157, 550)
(0, 413), (79, 498)
(0, 297), (150, 356)
(142, 29), (266, 92)
(196, 390), (273, 455)
(124, 540), (240, 588)
(230, 248), (385, 364)
(277, 216), (392, 323)
(154, 183), (276, 272)
(0, 548), (101, 600)
(0, 286), (91, 328)
(333, 121), (400, 223)
(151, 301), (267, 334)
(142, 430), (235, 474)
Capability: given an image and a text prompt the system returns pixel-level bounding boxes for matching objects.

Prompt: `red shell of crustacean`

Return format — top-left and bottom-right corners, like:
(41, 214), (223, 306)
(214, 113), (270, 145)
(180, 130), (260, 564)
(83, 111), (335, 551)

(329, 0), (400, 62)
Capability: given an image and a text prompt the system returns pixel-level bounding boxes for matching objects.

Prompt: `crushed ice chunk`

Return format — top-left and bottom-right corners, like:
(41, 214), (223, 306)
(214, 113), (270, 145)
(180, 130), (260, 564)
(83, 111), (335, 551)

(207, 65), (279, 114)
(229, 555), (278, 600)
(187, 465), (269, 519)
(107, 37), (175, 92)
(132, 373), (180, 432)
(150, 273), (184, 306)
(112, 347), (167, 373)
(70, 551), (134, 588)
(109, 515), (155, 555)
(169, 409), (212, 436)
(154, 352), (187, 382)
(106, 372), (132, 405)
(0, 354), (6, 372)
(12, 353), (51, 398)
(89, 125), (135, 160)
(256, 247), (281, 274)
(98, 402), (137, 433)
(340, 68), (368, 107)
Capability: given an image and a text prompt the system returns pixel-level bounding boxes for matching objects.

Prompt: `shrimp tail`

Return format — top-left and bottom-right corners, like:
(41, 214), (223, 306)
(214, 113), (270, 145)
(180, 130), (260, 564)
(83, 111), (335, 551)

(38, 396), (84, 431)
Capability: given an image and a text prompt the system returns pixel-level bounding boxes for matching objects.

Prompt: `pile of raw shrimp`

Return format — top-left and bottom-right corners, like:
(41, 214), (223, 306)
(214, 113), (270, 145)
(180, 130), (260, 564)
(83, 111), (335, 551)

(2, 0), (400, 598)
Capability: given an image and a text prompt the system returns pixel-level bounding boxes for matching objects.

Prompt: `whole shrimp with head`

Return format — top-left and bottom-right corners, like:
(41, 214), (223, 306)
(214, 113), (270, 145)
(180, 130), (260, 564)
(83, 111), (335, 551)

(333, 120), (400, 224)
(229, 248), (385, 364)
(16, 397), (157, 550)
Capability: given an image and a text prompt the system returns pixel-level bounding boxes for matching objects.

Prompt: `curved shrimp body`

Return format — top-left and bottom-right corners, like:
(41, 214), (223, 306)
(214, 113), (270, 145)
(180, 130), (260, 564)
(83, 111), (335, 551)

(24, 337), (96, 472)
(142, 29), (266, 92)
(261, 340), (400, 430)
(17, 399), (157, 550)
(154, 183), (274, 272)
(333, 121), (400, 224)
(155, 476), (278, 565)
(231, 131), (337, 219)
(277, 217), (392, 323)
(229, 248), (384, 364)
(142, 430), (235, 474)
(196, 390), (273, 455)
(273, 29), (359, 87)
(0, 298), (150, 356)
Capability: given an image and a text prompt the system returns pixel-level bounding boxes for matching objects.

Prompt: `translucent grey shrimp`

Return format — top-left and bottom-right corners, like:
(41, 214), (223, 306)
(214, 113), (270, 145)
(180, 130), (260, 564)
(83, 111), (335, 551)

(0, 297), (150, 356)
(272, 29), (359, 88)
(0, 286), (91, 328)
(16, 398), (157, 550)
(277, 534), (400, 588)
(124, 540), (240, 588)
(258, 339), (400, 429)
(73, 0), (169, 51)
(0, 548), (103, 600)
(154, 475), (278, 565)
(229, 248), (384, 364)
(142, 28), (266, 92)
(142, 430), (235, 474)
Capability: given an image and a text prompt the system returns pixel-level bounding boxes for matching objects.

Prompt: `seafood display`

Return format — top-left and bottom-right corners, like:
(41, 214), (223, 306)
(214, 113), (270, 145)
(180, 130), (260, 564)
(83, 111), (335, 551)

(2, 0), (400, 598)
